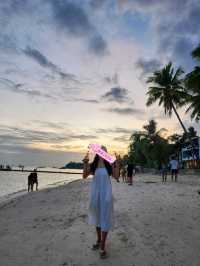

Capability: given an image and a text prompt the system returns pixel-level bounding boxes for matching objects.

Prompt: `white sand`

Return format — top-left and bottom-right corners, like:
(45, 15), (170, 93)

(0, 174), (200, 266)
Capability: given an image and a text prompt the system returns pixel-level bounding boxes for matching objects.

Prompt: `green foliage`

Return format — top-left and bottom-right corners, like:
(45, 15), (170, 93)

(128, 118), (198, 168)
(192, 44), (200, 60)
(128, 120), (174, 168)
(62, 161), (83, 169)
(185, 44), (200, 122)
(146, 62), (187, 116)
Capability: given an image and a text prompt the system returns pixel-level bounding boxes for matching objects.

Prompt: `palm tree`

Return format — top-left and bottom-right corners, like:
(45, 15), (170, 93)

(192, 45), (200, 60)
(146, 62), (188, 133)
(129, 120), (171, 168)
(185, 44), (200, 121)
(143, 119), (157, 139)
(143, 119), (166, 143)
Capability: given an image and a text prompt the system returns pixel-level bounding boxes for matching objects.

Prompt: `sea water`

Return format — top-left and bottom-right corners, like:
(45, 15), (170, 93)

(0, 167), (82, 203)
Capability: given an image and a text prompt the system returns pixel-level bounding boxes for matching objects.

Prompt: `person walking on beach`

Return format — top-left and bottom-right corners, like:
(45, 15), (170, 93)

(161, 162), (168, 182)
(169, 157), (179, 182)
(127, 161), (135, 186)
(121, 166), (127, 183)
(82, 146), (114, 259)
(112, 154), (120, 182)
(28, 169), (38, 192)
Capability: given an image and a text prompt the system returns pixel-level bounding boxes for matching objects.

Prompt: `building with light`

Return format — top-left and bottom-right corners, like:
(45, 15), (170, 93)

(181, 137), (200, 168)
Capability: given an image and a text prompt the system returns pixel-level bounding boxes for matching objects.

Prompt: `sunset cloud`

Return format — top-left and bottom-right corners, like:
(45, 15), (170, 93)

(0, 0), (199, 165)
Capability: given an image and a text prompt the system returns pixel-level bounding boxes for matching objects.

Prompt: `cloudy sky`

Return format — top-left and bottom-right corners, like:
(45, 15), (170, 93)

(0, 0), (200, 166)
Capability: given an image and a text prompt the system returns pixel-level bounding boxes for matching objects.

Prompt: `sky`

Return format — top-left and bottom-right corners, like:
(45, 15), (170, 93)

(0, 0), (200, 166)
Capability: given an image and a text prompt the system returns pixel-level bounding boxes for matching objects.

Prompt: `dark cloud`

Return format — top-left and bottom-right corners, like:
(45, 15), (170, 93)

(173, 4), (200, 35)
(0, 124), (98, 148)
(0, 128), (67, 145)
(118, 0), (188, 13)
(0, 144), (84, 167)
(49, 0), (93, 36)
(154, 1), (200, 69)
(0, 78), (54, 99)
(65, 98), (99, 104)
(119, 0), (200, 69)
(23, 46), (76, 81)
(0, 135), (31, 145)
(135, 58), (162, 77)
(113, 135), (130, 142)
(0, 1), (108, 56)
(77, 98), (99, 103)
(90, 0), (107, 9)
(23, 46), (56, 69)
(70, 134), (98, 140)
(0, 35), (18, 52)
(96, 127), (133, 134)
(172, 38), (195, 69)
(31, 120), (68, 130)
(105, 107), (145, 117)
(104, 73), (118, 84)
(89, 34), (108, 55)
(0, 0), (39, 16)
(101, 87), (130, 103)
(49, 0), (107, 55)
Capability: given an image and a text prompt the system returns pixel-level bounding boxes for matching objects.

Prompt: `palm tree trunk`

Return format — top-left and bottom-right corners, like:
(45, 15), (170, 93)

(171, 103), (187, 133)
(171, 103), (196, 160)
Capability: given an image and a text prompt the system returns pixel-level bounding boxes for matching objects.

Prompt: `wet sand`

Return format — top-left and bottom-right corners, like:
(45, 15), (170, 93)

(0, 174), (200, 266)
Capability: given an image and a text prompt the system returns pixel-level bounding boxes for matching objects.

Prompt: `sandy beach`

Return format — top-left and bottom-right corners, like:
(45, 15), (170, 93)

(0, 174), (200, 266)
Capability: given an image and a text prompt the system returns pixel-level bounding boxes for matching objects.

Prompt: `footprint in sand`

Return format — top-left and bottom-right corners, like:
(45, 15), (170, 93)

(117, 232), (128, 243)
(63, 234), (69, 240)
(40, 200), (46, 204)
(187, 225), (193, 230)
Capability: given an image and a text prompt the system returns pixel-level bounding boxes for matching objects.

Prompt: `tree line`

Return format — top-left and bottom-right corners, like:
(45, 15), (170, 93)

(128, 44), (200, 168)
(128, 119), (197, 169)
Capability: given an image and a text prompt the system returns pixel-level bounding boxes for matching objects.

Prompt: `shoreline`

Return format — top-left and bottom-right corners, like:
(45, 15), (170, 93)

(1, 172), (200, 208)
(0, 174), (200, 266)
(0, 177), (83, 208)
(0, 169), (83, 174)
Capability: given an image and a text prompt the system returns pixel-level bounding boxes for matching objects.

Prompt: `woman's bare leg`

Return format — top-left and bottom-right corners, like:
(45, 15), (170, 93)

(96, 227), (101, 244)
(101, 231), (108, 251)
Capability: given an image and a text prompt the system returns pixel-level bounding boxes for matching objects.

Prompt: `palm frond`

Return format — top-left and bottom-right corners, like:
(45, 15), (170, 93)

(192, 44), (200, 60)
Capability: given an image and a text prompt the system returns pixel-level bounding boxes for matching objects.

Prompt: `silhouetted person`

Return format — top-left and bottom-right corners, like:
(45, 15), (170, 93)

(121, 166), (127, 183)
(127, 162), (135, 185)
(169, 157), (179, 182)
(28, 169), (38, 192)
(161, 163), (168, 182)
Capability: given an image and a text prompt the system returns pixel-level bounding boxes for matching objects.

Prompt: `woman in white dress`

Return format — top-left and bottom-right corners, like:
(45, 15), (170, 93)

(82, 146), (114, 259)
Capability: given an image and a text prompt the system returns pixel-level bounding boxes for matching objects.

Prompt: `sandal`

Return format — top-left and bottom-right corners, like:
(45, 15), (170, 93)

(100, 250), (108, 259)
(92, 242), (100, 250)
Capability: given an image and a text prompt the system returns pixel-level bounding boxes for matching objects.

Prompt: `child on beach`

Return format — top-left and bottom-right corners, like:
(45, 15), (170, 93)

(169, 157), (179, 182)
(82, 146), (114, 259)
(161, 163), (168, 182)
(121, 166), (127, 182)
(127, 162), (135, 185)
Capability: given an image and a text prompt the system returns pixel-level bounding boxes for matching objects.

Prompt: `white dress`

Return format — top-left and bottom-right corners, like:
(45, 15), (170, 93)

(88, 167), (114, 231)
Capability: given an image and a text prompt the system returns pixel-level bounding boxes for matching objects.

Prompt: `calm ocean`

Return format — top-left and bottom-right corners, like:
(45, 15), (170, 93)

(0, 167), (82, 203)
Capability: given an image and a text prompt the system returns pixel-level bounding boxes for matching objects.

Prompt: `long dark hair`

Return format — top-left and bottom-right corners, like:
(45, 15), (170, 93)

(90, 154), (112, 176)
